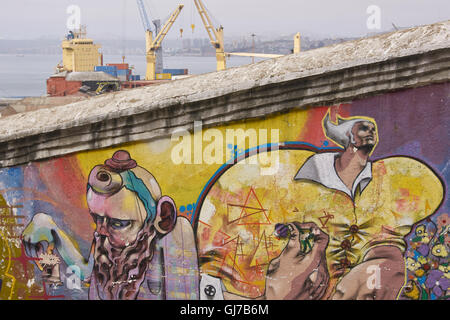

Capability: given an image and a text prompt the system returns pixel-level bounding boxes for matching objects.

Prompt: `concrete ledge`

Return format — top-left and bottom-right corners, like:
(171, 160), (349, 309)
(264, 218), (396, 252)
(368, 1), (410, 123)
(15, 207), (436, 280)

(0, 21), (449, 167)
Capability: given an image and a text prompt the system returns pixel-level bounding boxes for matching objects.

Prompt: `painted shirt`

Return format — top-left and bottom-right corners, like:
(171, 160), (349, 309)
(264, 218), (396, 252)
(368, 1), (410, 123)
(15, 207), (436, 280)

(294, 152), (372, 199)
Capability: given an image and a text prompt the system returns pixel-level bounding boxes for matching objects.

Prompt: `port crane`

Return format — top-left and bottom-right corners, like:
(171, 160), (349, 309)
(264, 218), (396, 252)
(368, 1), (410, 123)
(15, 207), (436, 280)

(193, 0), (226, 71)
(193, 1), (301, 71)
(136, 1), (184, 80)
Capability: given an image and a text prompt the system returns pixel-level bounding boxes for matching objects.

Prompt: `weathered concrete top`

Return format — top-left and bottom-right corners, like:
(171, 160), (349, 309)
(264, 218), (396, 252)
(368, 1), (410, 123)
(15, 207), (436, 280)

(65, 72), (119, 82)
(0, 20), (449, 167)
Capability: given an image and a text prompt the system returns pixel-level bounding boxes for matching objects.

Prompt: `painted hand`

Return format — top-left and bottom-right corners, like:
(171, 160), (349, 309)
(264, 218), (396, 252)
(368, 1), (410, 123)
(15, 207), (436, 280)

(22, 213), (58, 257)
(331, 245), (406, 300)
(264, 222), (329, 300)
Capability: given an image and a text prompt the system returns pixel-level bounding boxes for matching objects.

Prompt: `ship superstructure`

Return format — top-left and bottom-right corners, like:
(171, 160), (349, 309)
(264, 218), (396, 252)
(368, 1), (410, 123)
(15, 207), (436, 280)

(60, 26), (102, 73)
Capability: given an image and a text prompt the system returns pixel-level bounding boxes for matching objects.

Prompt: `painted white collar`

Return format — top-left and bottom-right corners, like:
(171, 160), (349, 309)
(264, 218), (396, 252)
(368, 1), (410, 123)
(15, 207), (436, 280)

(294, 152), (372, 199)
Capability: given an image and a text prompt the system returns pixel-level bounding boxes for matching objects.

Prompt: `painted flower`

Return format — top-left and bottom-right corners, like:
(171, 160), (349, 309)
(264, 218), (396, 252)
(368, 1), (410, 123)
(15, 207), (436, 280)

(403, 280), (420, 300)
(425, 270), (450, 298)
(431, 244), (448, 258)
(407, 250), (415, 258)
(422, 262), (431, 272)
(410, 242), (420, 250)
(438, 264), (450, 279)
(415, 269), (426, 277)
(413, 224), (437, 245)
(417, 256), (428, 265)
(436, 213), (449, 231)
(415, 225), (427, 238)
(430, 260), (440, 269)
(406, 257), (421, 272)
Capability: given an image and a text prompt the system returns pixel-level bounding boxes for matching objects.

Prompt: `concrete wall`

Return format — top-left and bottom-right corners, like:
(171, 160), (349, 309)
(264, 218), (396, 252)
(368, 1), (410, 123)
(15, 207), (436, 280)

(0, 96), (90, 117)
(0, 21), (448, 300)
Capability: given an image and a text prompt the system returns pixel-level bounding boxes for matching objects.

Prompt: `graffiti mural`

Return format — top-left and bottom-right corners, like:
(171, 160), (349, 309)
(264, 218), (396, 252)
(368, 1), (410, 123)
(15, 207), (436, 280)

(15, 150), (197, 300)
(197, 114), (444, 300)
(0, 83), (448, 300)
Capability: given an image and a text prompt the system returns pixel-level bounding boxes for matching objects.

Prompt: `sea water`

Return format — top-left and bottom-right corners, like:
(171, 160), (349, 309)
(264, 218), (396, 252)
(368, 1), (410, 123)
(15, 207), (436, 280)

(0, 54), (266, 98)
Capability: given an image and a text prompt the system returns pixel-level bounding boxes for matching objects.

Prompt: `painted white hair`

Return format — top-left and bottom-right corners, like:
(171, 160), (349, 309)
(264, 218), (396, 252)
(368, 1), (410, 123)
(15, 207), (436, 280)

(323, 113), (374, 148)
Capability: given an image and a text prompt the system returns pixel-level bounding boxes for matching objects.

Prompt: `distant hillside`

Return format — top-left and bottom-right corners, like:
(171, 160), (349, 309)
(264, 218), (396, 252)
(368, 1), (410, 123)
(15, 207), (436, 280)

(0, 35), (358, 56)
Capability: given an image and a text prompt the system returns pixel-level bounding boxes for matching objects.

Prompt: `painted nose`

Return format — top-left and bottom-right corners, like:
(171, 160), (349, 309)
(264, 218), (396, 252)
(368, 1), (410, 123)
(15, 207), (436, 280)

(96, 220), (109, 237)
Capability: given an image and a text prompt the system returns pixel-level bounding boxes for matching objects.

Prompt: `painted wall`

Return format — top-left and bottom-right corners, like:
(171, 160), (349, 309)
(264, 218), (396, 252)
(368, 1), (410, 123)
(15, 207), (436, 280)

(0, 83), (448, 300)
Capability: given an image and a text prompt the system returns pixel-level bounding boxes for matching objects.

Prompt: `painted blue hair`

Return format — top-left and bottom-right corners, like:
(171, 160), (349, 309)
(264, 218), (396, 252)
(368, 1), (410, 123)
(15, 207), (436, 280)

(120, 170), (157, 222)
(87, 169), (157, 223)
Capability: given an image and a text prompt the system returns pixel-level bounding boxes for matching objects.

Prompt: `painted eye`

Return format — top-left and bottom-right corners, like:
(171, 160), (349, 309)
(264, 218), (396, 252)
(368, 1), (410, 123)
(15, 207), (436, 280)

(110, 219), (131, 230)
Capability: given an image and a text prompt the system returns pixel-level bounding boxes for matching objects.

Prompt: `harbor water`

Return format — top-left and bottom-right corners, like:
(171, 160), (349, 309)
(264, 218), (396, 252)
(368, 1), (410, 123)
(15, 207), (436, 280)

(0, 54), (267, 98)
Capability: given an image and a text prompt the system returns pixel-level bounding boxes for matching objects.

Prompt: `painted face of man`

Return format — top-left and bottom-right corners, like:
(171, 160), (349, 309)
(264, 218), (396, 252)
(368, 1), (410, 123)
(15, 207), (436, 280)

(87, 187), (148, 249)
(351, 121), (377, 151)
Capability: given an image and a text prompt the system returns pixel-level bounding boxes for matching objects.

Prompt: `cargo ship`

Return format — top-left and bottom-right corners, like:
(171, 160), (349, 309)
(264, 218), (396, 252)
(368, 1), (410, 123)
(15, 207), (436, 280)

(46, 26), (189, 97)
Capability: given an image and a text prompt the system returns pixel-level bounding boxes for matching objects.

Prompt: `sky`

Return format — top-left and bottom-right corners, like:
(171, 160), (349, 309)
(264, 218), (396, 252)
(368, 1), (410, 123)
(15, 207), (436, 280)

(0, 0), (448, 40)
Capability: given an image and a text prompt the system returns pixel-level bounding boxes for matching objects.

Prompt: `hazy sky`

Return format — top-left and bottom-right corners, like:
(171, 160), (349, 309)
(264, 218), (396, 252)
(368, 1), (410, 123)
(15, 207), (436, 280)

(0, 0), (448, 40)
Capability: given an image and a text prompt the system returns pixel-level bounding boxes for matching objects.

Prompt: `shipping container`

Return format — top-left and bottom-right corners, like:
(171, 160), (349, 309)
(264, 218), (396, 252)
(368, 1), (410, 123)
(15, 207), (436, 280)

(130, 75), (141, 81)
(95, 66), (117, 77)
(106, 63), (129, 70)
(95, 66), (117, 72)
(117, 69), (132, 77)
(163, 68), (188, 76)
(117, 69), (128, 75)
(156, 73), (172, 80)
(117, 75), (127, 82)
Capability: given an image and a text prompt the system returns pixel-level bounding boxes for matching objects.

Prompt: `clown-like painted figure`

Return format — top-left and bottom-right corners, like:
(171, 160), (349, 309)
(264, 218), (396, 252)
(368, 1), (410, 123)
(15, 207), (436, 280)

(22, 150), (199, 300)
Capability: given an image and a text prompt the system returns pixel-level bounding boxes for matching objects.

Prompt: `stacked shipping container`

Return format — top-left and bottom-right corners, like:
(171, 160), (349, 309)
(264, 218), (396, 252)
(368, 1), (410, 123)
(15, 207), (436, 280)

(94, 63), (135, 81)
(163, 69), (188, 76)
(93, 65), (188, 82)
(94, 66), (118, 77)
